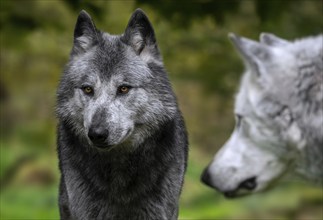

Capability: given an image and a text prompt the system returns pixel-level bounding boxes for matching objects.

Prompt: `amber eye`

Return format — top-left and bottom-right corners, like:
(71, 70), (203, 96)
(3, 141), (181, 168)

(118, 85), (131, 94)
(82, 86), (93, 95)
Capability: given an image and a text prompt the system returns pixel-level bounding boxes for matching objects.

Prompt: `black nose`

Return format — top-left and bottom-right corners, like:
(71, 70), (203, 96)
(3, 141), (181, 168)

(238, 176), (257, 191)
(88, 127), (108, 145)
(201, 168), (213, 188)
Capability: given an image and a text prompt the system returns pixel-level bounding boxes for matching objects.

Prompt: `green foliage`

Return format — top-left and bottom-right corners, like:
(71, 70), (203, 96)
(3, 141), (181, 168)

(0, 0), (322, 219)
(138, 0), (241, 26)
(64, 0), (108, 20)
(138, 0), (322, 36)
(1, 186), (59, 219)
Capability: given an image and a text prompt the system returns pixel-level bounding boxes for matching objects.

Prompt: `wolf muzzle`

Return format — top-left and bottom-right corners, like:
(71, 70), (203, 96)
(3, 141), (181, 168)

(201, 166), (257, 198)
(88, 126), (110, 148)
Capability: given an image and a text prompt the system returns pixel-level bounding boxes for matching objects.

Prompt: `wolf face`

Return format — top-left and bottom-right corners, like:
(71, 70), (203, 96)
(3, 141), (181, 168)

(202, 33), (323, 197)
(57, 10), (177, 150)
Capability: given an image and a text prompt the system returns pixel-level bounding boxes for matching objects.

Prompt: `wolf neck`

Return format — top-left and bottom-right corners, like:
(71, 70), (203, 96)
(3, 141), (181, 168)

(296, 137), (323, 184)
(289, 85), (323, 183)
(282, 101), (323, 183)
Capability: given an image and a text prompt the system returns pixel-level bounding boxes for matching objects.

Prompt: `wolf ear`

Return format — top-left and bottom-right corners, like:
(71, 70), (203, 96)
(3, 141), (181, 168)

(260, 33), (289, 47)
(122, 9), (161, 61)
(72, 10), (99, 55)
(229, 33), (272, 76)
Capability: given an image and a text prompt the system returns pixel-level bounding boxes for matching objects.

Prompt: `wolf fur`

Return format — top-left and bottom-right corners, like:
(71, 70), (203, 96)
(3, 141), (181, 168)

(56, 9), (188, 219)
(201, 33), (323, 198)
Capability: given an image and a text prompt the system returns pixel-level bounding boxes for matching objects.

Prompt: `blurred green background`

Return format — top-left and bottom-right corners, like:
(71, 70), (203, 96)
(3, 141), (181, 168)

(0, 0), (322, 219)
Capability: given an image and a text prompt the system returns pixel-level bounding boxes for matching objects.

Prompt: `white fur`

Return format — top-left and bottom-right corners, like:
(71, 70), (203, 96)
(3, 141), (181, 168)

(204, 33), (323, 196)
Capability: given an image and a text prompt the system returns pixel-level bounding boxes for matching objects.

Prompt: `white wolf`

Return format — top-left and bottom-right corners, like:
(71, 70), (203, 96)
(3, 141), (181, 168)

(201, 33), (323, 198)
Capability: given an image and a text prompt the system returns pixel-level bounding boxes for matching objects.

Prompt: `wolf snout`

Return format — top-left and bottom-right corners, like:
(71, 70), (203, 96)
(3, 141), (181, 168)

(88, 126), (109, 147)
(201, 166), (258, 198)
(201, 167), (217, 189)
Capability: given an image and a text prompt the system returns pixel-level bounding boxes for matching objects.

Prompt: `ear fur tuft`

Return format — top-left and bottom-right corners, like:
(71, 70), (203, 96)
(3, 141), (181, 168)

(72, 10), (99, 55)
(260, 33), (290, 47)
(122, 9), (160, 61)
(229, 33), (272, 76)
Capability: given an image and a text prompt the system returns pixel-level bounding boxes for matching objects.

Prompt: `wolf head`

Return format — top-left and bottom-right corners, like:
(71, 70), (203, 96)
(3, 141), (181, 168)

(57, 9), (177, 150)
(202, 33), (323, 197)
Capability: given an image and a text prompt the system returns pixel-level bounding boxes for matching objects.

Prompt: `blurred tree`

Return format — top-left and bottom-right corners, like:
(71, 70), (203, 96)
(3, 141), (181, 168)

(137, 0), (299, 26)
(255, 0), (294, 22)
(137, 0), (322, 35)
(137, 0), (241, 27)
(0, 1), (39, 31)
(0, 1), (67, 32)
(64, 0), (107, 20)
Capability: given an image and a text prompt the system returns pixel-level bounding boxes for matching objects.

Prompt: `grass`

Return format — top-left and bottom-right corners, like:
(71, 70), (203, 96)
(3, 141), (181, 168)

(1, 142), (322, 220)
(1, 186), (59, 219)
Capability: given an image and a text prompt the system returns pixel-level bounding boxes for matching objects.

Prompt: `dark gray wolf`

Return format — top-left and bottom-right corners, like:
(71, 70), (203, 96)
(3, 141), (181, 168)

(56, 9), (188, 219)
(202, 33), (323, 198)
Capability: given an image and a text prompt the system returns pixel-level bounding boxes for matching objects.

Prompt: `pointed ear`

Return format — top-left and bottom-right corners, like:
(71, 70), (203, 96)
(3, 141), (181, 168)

(260, 33), (289, 47)
(72, 10), (99, 55)
(122, 9), (160, 60)
(229, 33), (272, 76)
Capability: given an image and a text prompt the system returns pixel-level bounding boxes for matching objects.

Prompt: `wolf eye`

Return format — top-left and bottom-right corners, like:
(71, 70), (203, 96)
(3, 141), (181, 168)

(235, 114), (243, 128)
(117, 85), (131, 95)
(82, 86), (94, 95)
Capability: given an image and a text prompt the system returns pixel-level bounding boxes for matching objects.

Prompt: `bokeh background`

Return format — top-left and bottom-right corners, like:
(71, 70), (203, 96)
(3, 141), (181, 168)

(1, 0), (322, 219)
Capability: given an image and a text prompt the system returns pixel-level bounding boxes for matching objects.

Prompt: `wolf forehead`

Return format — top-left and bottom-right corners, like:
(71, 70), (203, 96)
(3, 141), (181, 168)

(68, 33), (153, 83)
